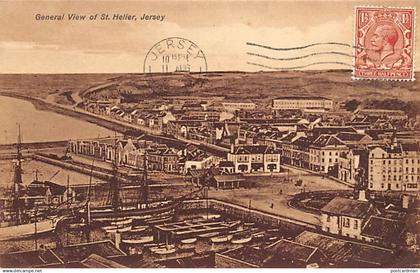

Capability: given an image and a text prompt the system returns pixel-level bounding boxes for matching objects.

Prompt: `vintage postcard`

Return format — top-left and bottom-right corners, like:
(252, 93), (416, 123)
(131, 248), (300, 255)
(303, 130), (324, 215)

(0, 0), (419, 270)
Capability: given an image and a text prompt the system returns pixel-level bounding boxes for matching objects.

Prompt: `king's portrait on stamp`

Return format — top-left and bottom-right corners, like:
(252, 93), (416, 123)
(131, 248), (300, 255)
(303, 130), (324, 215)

(354, 7), (415, 81)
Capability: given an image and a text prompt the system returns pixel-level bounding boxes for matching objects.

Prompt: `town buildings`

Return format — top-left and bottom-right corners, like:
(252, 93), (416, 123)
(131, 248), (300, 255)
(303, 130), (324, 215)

(227, 145), (281, 173)
(272, 96), (333, 112)
(368, 141), (420, 192)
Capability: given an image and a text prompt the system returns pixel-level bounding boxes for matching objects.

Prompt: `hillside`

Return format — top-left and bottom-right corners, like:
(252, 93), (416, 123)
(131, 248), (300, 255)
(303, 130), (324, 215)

(0, 71), (418, 105)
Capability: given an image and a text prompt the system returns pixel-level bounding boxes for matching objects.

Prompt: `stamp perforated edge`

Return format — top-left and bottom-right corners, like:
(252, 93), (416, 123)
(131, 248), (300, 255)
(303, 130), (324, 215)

(351, 5), (416, 82)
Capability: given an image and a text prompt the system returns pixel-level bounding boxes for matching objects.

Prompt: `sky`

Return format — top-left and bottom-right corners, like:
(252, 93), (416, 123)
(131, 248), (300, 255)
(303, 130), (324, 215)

(0, 0), (418, 73)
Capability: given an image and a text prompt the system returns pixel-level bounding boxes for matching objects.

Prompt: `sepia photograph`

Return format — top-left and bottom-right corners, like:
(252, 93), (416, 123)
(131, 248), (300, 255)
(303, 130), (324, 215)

(0, 0), (419, 270)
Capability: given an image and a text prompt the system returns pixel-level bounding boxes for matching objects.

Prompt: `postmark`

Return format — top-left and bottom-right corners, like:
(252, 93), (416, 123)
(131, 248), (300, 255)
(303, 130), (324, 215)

(143, 37), (207, 94)
(353, 6), (416, 81)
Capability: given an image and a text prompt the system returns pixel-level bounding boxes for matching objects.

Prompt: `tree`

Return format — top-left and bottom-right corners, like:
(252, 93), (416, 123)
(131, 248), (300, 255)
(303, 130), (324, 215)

(344, 99), (361, 112)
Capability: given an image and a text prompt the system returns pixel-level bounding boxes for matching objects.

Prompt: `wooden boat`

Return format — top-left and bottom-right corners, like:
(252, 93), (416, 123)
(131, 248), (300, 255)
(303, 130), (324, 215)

(110, 218), (132, 226)
(198, 232), (220, 238)
(252, 231), (265, 239)
(232, 235), (253, 244)
(129, 225), (149, 233)
(150, 245), (176, 255)
(102, 225), (118, 231)
(122, 235), (154, 244)
(104, 225), (132, 233)
(180, 238), (197, 244)
(210, 234), (233, 243)
(0, 129), (64, 241)
(201, 214), (221, 220)
(0, 216), (63, 241)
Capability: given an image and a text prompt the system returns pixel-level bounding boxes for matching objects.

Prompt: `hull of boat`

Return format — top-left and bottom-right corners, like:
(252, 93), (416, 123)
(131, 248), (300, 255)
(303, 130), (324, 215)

(103, 225), (132, 233)
(110, 218), (133, 226)
(210, 234), (233, 243)
(129, 225), (149, 233)
(81, 202), (178, 220)
(232, 236), (253, 244)
(150, 245), (176, 255)
(198, 232), (220, 238)
(0, 217), (61, 241)
(180, 238), (197, 244)
(122, 236), (154, 244)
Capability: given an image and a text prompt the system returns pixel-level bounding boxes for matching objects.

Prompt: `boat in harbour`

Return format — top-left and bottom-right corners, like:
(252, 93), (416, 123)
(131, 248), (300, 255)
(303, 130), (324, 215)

(0, 216), (62, 241)
(129, 225), (149, 233)
(198, 232), (220, 238)
(210, 234), (233, 243)
(150, 244), (176, 255)
(122, 235), (154, 244)
(102, 224), (132, 233)
(231, 235), (253, 244)
(0, 126), (63, 241)
(180, 238), (197, 244)
(77, 147), (204, 223)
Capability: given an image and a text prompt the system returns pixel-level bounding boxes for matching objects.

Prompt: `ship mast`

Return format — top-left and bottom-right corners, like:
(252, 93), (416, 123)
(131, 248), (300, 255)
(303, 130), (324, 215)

(141, 149), (149, 204)
(111, 135), (120, 211)
(12, 124), (23, 225)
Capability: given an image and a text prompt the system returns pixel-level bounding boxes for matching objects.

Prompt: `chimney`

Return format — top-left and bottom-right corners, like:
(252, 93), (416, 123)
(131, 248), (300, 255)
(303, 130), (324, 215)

(114, 232), (122, 250)
(230, 142), (235, 154)
(358, 190), (368, 202)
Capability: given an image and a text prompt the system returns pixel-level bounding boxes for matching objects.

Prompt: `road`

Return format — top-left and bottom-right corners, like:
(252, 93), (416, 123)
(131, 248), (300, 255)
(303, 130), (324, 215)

(209, 168), (351, 227)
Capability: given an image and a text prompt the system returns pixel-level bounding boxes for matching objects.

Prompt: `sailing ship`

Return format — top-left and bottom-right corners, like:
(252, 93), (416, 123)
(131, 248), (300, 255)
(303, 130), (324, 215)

(0, 126), (62, 241)
(78, 139), (204, 224)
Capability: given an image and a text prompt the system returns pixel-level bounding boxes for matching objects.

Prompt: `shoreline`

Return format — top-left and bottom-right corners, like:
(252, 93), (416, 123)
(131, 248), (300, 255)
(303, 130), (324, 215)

(0, 91), (130, 135)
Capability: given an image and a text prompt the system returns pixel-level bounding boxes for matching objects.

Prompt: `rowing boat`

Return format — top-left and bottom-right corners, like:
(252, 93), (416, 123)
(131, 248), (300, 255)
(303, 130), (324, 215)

(232, 235), (253, 244)
(122, 235), (154, 244)
(198, 232), (220, 238)
(180, 238), (197, 244)
(210, 234), (233, 243)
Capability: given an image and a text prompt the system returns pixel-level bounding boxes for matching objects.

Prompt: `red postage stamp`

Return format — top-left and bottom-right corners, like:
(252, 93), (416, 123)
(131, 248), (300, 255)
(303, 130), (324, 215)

(354, 7), (415, 81)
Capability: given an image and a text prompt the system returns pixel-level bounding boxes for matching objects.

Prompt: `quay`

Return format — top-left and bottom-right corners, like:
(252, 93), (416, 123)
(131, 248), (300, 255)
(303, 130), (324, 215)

(181, 199), (318, 230)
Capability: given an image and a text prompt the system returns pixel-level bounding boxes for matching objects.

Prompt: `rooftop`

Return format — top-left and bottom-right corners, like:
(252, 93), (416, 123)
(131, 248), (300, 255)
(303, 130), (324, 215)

(361, 216), (405, 243)
(295, 231), (394, 267)
(320, 197), (371, 218)
(274, 96), (331, 101)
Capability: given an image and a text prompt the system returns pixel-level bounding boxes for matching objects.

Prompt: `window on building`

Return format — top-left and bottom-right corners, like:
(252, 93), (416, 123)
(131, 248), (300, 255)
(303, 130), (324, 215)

(354, 220), (358, 229)
(343, 218), (350, 228)
(370, 183), (373, 188)
(396, 184), (399, 189)
(381, 183), (384, 188)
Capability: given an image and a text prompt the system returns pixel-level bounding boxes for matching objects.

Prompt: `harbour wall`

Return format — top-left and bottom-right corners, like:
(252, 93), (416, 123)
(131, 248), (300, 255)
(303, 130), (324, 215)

(181, 199), (319, 230)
